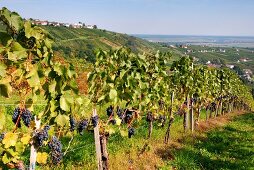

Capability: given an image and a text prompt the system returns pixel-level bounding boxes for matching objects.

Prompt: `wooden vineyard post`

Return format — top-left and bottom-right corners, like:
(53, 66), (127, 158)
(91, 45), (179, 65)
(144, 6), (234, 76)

(148, 121), (153, 139)
(29, 116), (41, 170)
(93, 108), (103, 170)
(184, 95), (190, 132)
(164, 91), (174, 144)
(100, 135), (109, 170)
(190, 96), (194, 132)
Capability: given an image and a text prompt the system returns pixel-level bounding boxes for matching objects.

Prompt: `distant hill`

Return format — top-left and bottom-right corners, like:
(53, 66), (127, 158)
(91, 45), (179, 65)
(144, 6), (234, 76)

(0, 23), (183, 62)
(40, 26), (167, 62)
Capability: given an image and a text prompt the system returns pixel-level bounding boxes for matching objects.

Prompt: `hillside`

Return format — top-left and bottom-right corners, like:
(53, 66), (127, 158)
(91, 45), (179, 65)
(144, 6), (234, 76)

(175, 45), (254, 78)
(41, 26), (167, 62)
(0, 23), (184, 63)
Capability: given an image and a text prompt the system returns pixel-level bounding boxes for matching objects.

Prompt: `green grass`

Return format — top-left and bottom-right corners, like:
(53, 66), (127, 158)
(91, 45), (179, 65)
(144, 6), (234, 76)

(166, 113), (254, 170)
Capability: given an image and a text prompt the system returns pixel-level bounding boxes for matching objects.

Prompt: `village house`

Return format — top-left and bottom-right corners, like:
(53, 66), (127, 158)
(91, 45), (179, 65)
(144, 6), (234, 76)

(32, 19), (48, 26)
(226, 64), (235, 69)
(86, 25), (95, 29)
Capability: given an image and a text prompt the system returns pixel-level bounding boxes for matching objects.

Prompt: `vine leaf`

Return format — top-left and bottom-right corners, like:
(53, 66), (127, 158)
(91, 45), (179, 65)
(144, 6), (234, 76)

(2, 153), (10, 164)
(1, 7), (23, 33)
(115, 117), (122, 126)
(21, 134), (31, 145)
(120, 130), (128, 137)
(0, 63), (7, 77)
(27, 69), (40, 88)
(2, 132), (18, 148)
(15, 142), (25, 153)
(109, 89), (117, 100)
(60, 96), (70, 112)
(36, 152), (48, 164)
(55, 114), (69, 127)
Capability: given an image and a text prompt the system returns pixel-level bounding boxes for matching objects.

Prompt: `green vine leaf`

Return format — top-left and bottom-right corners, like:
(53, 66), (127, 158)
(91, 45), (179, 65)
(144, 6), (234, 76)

(55, 114), (69, 127)
(2, 153), (10, 164)
(0, 83), (12, 98)
(60, 96), (70, 112)
(109, 89), (117, 100)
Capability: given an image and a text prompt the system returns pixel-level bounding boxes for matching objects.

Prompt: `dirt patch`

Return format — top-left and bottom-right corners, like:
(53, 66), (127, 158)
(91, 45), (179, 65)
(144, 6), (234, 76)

(100, 37), (120, 49)
(197, 111), (246, 132)
(76, 71), (88, 95)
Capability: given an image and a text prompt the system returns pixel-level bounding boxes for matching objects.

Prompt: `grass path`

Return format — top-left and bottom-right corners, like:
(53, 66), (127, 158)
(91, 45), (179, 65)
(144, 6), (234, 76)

(165, 112), (254, 170)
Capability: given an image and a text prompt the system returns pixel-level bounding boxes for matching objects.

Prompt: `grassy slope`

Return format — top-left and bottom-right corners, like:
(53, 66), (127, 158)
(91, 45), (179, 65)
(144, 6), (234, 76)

(41, 26), (169, 62)
(167, 112), (254, 170)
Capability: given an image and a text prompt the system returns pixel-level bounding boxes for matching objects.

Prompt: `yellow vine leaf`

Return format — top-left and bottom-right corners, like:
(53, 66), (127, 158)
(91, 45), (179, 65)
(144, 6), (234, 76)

(2, 132), (18, 148)
(21, 134), (31, 145)
(115, 117), (122, 126)
(36, 152), (48, 164)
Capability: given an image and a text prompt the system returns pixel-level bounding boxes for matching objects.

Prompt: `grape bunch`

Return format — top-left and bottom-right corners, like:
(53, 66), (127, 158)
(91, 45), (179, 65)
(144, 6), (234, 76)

(109, 119), (116, 125)
(69, 116), (76, 132)
(116, 106), (124, 120)
(158, 115), (166, 127)
(12, 107), (21, 128)
(124, 109), (133, 124)
(48, 136), (63, 164)
(190, 97), (197, 104)
(21, 109), (32, 127)
(77, 119), (88, 135)
(33, 125), (50, 148)
(91, 115), (99, 127)
(146, 111), (153, 122)
(128, 127), (135, 138)
(210, 102), (217, 112)
(0, 133), (5, 141)
(106, 105), (113, 117)
(12, 107), (33, 128)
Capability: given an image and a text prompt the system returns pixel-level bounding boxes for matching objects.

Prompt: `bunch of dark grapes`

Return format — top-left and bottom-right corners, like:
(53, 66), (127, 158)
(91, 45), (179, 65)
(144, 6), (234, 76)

(33, 125), (50, 148)
(106, 105), (113, 117)
(124, 109), (133, 124)
(21, 109), (32, 127)
(77, 119), (88, 135)
(44, 125), (50, 131)
(128, 127), (135, 138)
(158, 115), (166, 127)
(12, 108), (21, 128)
(91, 115), (99, 127)
(109, 119), (116, 125)
(48, 136), (63, 164)
(12, 107), (33, 128)
(69, 116), (76, 132)
(210, 102), (216, 112)
(146, 111), (153, 122)
(116, 106), (124, 120)
(190, 98), (195, 104)
(0, 133), (5, 141)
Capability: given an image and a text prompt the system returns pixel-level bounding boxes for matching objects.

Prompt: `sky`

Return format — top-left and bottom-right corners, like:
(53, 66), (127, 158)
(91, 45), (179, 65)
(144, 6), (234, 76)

(0, 0), (254, 36)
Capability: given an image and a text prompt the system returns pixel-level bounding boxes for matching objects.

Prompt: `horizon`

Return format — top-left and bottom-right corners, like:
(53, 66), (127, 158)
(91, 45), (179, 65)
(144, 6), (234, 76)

(1, 0), (254, 36)
(132, 34), (254, 38)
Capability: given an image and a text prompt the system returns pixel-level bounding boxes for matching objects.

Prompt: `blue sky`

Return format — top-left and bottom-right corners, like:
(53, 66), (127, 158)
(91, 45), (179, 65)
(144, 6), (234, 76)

(1, 0), (254, 36)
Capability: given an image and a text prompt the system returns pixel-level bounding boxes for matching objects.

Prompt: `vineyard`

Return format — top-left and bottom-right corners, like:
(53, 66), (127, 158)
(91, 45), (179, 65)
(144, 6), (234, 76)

(0, 8), (254, 170)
